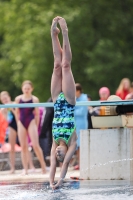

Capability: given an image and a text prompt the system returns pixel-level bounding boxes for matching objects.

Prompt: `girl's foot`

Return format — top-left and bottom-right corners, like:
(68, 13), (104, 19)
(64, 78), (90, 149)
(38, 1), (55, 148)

(28, 168), (36, 174)
(58, 17), (68, 32)
(20, 169), (28, 175)
(42, 168), (47, 174)
(10, 169), (15, 174)
(74, 165), (80, 170)
(51, 17), (60, 35)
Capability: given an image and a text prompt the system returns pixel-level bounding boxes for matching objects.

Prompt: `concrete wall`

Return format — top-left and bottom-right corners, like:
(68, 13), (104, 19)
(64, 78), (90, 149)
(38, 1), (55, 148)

(80, 128), (133, 180)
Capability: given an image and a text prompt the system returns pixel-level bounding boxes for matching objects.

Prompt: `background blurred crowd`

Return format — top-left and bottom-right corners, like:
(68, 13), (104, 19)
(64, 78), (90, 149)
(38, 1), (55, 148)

(0, 77), (133, 173)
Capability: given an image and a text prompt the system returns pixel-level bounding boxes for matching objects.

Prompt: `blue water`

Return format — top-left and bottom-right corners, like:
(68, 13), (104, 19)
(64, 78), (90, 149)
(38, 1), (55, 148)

(0, 180), (133, 200)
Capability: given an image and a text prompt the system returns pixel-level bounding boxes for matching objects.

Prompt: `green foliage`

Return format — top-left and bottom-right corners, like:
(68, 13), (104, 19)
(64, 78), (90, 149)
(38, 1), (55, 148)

(0, 0), (133, 101)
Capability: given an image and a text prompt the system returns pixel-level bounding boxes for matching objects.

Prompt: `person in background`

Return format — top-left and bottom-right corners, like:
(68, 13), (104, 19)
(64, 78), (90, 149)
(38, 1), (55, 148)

(99, 87), (110, 115)
(0, 91), (18, 173)
(0, 91), (35, 173)
(15, 80), (46, 174)
(39, 97), (54, 162)
(99, 87), (110, 101)
(116, 78), (131, 100)
(89, 87), (110, 116)
(0, 110), (8, 151)
(87, 94), (91, 102)
(74, 83), (88, 170)
(87, 94), (93, 129)
(125, 82), (133, 100)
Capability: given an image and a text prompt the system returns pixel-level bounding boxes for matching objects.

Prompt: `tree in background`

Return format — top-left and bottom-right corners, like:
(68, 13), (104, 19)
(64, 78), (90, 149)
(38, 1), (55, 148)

(0, 0), (133, 101)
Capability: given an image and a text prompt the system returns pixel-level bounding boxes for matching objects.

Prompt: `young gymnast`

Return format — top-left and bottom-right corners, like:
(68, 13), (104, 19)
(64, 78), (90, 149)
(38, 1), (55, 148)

(50, 16), (77, 190)
(15, 80), (46, 174)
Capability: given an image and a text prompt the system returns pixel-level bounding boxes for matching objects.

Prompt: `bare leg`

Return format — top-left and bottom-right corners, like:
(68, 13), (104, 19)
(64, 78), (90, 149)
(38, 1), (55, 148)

(73, 147), (80, 170)
(59, 18), (76, 105)
(17, 121), (29, 174)
(28, 120), (46, 173)
(51, 17), (62, 102)
(8, 127), (17, 174)
(28, 150), (36, 171)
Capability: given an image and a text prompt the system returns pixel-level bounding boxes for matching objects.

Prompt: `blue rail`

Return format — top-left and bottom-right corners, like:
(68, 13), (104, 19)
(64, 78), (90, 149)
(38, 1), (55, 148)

(0, 100), (133, 108)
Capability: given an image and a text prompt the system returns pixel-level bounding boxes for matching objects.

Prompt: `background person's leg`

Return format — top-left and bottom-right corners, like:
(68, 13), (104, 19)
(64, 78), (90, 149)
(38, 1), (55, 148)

(17, 122), (29, 174)
(59, 18), (76, 105)
(28, 150), (36, 171)
(28, 120), (46, 173)
(8, 127), (17, 173)
(74, 143), (80, 170)
(51, 17), (62, 102)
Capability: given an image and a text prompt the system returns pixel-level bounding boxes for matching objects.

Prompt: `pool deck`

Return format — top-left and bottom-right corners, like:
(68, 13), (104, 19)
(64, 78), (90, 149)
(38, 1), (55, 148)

(0, 167), (80, 182)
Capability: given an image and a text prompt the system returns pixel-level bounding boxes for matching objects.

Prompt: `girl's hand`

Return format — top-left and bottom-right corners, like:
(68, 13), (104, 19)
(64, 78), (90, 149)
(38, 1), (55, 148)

(50, 182), (56, 190)
(50, 184), (55, 190)
(53, 179), (63, 190)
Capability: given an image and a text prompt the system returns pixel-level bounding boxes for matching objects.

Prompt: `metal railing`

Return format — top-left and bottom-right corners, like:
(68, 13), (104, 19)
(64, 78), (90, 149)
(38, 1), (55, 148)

(0, 100), (133, 108)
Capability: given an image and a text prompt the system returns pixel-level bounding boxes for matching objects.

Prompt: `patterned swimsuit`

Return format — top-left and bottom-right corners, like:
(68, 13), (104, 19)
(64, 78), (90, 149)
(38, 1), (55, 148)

(52, 93), (75, 145)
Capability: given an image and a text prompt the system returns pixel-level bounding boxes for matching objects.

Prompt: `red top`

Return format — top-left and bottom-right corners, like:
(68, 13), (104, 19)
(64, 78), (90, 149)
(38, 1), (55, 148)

(0, 112), (8, 144)
(116, 90), (129, 100)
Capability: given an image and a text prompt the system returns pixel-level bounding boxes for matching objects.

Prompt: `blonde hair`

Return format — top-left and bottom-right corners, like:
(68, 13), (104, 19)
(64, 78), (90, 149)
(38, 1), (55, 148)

(116, 78), (131, 93)
(22, 80), (33, 88)
(0, 91), (10, 99)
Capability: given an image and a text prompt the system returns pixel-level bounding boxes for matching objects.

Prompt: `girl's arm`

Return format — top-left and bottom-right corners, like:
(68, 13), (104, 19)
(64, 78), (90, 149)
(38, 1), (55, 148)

(0, 108), (7, 120)
(49, 142), (57, 189)
(14, 97), (20, 122)
(53, 141), (77, 189)
(10, 102), (16, 115)
(33, 96), (40, 127)
(10, 102), (18, 123)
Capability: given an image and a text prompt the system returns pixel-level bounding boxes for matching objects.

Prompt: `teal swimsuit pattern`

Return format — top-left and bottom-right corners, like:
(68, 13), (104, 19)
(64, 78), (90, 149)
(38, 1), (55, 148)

(52, 92), (75, 145)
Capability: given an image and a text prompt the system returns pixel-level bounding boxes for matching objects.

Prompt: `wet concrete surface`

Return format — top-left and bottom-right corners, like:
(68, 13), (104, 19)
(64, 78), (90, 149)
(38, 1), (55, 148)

(0, 180), (133, 200)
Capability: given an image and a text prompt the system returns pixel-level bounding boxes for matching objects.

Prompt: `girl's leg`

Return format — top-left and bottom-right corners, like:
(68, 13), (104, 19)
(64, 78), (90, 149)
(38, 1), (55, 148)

(59, 18), (76, 105)
(27, 136), (35, 170)
(8, 127), (17, 173)
(17, 121), (29, 174)
(28, 120), (46, 173)
(28, 150), (36, 172)
(51, 17), (62, 102)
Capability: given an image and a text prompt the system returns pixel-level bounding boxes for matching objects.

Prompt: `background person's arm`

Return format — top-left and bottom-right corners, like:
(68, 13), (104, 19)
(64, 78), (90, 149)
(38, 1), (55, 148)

(75, 106), (88, 116)
(75, 95), (88, 116)
(15, 96), (21, 123)
(33, 96), (40, 127)
(0, 108), (7, 119)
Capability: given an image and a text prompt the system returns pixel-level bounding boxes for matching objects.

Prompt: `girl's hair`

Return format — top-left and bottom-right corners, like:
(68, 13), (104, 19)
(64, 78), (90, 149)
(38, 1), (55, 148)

(57, 156), (64, 163)
(22, 80), (33, 88)
(116, 78), (131, 93)
(75, 83), (82, 92)
(0, 91), (10, 99)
